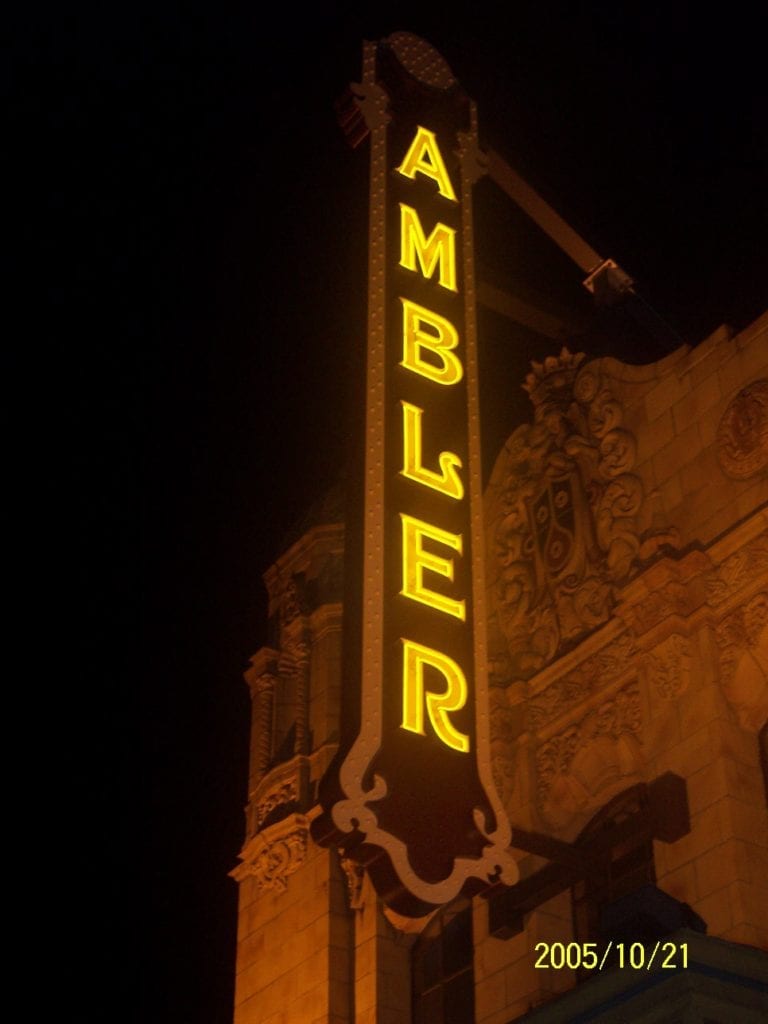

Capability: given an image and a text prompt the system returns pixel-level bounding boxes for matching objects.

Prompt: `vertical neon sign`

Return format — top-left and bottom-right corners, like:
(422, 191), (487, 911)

(315, 33), (518, 916)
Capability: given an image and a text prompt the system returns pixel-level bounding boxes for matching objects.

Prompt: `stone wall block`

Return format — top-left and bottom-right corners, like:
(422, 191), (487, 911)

(645, 373), (691, 423)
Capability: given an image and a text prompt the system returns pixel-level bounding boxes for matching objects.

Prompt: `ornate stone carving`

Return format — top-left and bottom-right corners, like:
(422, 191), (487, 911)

(340, 855), (366, 910)
(535, 683), (641, 806)
(647, 633), (691, 700)
(714, 592), (768, 730)
(253, 672), (277, 780)
(527, 632), (638, 731)
(628, 581), (691, 635)
(716, 380), (768, 479)
(488, 351), (677, 681)
(706, 532), (768, 607)
(256, 779), (299, 829)
(234, 815), (310, 893)
(280, 574), (309, 628)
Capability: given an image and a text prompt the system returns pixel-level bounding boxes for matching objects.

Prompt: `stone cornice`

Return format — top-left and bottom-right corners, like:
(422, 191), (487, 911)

(263, 523), (344, 610)
(310, 602), (343, 642)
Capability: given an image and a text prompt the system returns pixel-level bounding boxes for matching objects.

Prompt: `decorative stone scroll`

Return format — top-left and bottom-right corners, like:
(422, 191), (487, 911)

(487, 349), (678, 684)
(233, 814), (310, 893)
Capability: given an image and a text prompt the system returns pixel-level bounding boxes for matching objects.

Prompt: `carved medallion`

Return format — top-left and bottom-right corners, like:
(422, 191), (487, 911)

(717, 380), (768, 479)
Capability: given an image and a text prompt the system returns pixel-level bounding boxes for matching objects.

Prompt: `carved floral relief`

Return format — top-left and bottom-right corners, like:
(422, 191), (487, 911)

(534, 682), (642, 830)
(714, 592), (768, 731)
(646, 633), (692, 701)
(527, 633), (638, 731)
(706, 533), (768, 607)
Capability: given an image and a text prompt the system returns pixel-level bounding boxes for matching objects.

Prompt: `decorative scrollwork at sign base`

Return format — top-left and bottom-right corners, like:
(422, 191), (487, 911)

(232, 814), (310, 894)
(716, 380), (768, 480)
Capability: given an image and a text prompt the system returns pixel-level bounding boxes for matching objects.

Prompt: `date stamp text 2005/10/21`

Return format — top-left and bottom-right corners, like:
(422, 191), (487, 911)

(534, 941), (689, 971)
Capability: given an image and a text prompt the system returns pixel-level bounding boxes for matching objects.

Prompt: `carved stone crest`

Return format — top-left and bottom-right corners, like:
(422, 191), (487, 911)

(487, 349), (677, 683)
(716, 380), (768, 479)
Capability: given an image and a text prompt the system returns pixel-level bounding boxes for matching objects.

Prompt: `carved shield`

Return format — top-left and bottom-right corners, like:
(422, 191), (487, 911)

(529, 475), (577, 579)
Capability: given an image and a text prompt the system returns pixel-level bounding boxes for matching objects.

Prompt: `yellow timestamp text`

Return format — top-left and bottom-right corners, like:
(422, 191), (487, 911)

(534, 940), (689, 971)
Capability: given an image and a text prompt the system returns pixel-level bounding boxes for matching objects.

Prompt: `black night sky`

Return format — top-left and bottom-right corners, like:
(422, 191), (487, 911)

(40, 4), (766, 1021)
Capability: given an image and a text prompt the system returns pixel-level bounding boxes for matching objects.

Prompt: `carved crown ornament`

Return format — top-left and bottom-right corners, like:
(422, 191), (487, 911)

(486, 349), (679, 686)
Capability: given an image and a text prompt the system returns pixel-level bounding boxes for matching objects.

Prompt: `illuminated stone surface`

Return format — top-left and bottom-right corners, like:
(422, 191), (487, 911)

(232, 313), (768, 1022)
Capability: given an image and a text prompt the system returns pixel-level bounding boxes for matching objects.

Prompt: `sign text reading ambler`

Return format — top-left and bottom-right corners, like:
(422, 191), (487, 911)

(315, 34), (518, 916)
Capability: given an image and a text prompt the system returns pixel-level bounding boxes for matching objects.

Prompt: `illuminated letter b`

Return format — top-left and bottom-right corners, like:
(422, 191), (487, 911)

(401, 298), (463, 386)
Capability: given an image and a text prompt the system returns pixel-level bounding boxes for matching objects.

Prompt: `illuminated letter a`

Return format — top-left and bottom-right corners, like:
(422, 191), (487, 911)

(396, 126), (457, 202)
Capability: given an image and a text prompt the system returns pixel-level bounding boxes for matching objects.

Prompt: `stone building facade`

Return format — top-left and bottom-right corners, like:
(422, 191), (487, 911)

(231, 311), (768, 1023)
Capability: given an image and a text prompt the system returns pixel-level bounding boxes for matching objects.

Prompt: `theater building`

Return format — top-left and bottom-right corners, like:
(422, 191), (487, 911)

(231, 34), (768, 1024)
